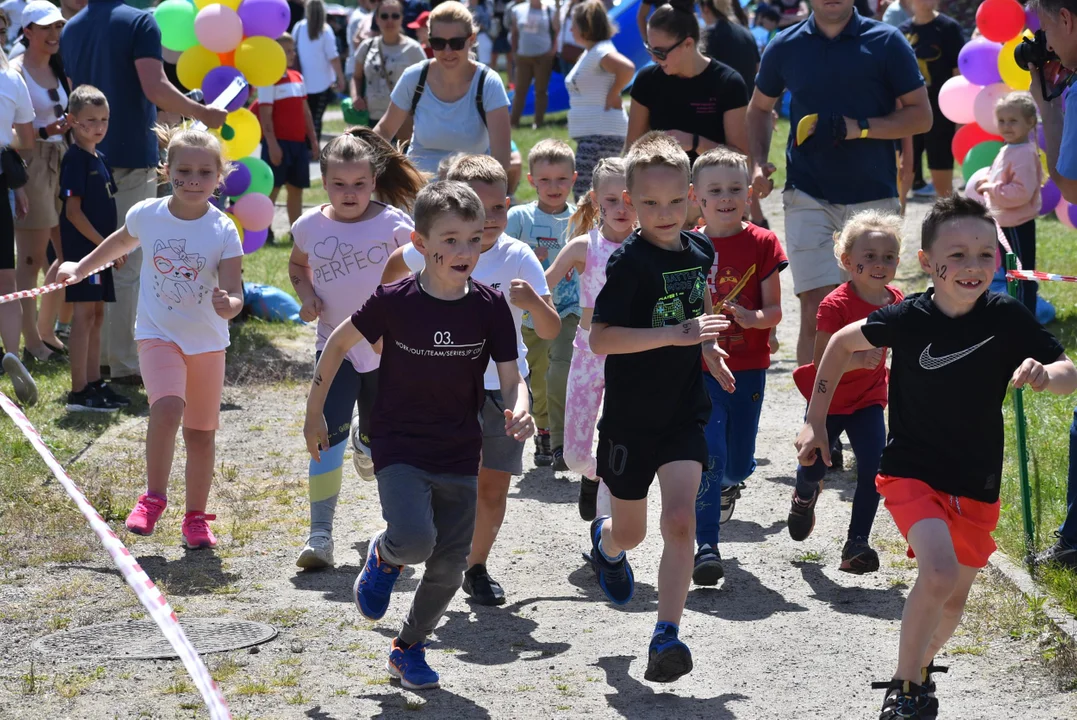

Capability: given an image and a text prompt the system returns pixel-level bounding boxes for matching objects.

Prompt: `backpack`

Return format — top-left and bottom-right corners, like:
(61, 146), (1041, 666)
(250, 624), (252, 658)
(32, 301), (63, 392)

(409, 60), (491, 128)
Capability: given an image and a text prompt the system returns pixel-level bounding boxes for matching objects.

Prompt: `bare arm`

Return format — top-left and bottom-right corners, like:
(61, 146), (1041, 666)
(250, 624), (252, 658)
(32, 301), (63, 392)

(727, 270), (781, 330)
(486, 105), (512, 173)
(64, 197), (107, 247)
(331, 56), (345, 92)
(747, 89), (779, 197)
(1032, 86), (1077, 202)
(544, 236), (587, 292)
(845, 86), (932, 140)
(381, 245), (413, 285)
(351, 62), (366, 107)
(14, 121), (32, 149)
(304, 319), (367, 460)
(288, 245), (319, 305)
(496, 360), (534, 441)
(135, 58), (226, 128)
(636, 3), (649, 40)
(623, 99), (650, 154)
(374, 102), (409, 144)
(1013, 353), (1077, 396)
(57, 224), (141, 282)
(214, 256), (244, 320)
(599, 51), (635, 93)
(720, 106), (750, 161)
(590, 314), (730, 355)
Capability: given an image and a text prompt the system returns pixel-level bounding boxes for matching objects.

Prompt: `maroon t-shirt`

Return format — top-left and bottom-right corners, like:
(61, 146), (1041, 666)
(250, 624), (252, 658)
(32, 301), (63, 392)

(350, 274), (518, 476)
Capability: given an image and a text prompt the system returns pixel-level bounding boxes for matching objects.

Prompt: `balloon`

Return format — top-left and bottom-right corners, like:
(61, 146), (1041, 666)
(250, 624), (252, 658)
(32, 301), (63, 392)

(958, 38), (1002, 87)
(195, 5), (245, 54)
(976, 0), (1026, 43)
(1041, 179), (1062, 216)
(938, 76), (982, 124)
(237, 156), (275, 197)
(1026, 8), (1041, 33)
(220, 160), (252, 196)
(999, 33), (1032, 90)
(202, 66), (249, 112)
(213, 107), (261, 160)
(232, 193), (275, 232)
(218, 51), (235, 67)
(973, 83), (1012, 134)
(951, 122), (1003, 164)
(177, 45), (221, 91)
(235, 36), (288, 87)
(154, 0), (198, 52)
(225, 212), (245, 242)
(196, 0), (241, 9)
(237, 0), (291, 39)
(242, 228), (269, 255)
(964, 166), (991, 205)
(962, 140), (1004, 180)
(1057, 199), (1077, 230)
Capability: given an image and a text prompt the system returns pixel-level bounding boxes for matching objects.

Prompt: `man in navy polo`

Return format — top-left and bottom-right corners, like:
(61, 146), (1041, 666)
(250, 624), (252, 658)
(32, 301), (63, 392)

(746, 0), (930, 368)
(61, 0), (226, 386)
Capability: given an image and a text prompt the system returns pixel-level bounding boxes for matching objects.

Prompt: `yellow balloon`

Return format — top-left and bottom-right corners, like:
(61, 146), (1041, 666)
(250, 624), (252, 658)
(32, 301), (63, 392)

(234, 36), (287, 87)
(177, 45), (220, 91)
(195, 0), (242, 9)
(212, 107), (261, 161)
(225, 212), (245, 242)
(999, 33), (1032, 91)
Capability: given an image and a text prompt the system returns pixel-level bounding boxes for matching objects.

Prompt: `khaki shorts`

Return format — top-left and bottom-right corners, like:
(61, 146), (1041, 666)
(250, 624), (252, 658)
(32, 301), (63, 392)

(782, 188), (901, 296)
(17, 140), (65, 230)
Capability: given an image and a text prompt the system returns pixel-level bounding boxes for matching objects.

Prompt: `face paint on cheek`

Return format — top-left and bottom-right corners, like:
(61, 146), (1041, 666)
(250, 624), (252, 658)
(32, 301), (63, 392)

(172, 179), (185, 187)
(432, 253), (444, 265)
(856, 264), (864, 275)
(700, 198), (707, 208)
(935, 263), (947, 280)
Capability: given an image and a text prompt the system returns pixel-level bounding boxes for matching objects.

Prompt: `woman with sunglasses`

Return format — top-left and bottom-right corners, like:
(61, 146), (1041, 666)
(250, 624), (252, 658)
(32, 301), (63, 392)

(375, 1), (511, 177)
(351, 0), (426, 131)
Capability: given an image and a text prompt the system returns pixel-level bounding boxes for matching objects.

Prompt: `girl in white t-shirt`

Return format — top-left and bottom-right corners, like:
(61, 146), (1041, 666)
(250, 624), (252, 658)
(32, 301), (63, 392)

(58, 129), (244, 551)
(288, 126), (425, 569)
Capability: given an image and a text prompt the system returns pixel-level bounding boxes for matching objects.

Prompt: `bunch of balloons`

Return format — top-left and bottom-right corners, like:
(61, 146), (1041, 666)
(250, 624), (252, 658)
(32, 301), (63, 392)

(154, 0), (292, 253)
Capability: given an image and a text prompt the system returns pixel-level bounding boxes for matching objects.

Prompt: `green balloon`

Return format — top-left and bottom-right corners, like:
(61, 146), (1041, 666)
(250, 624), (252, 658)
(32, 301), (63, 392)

(962, 141), (1004, 181)
(235, 156), (274, 198)
(154, 0), (198, 53)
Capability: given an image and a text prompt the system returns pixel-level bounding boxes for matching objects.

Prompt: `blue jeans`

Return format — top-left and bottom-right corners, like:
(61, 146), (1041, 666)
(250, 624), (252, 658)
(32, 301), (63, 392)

(1061, 409), (1077, 546)
(795, 404), (886, 541)
(695, 370), (766, 548)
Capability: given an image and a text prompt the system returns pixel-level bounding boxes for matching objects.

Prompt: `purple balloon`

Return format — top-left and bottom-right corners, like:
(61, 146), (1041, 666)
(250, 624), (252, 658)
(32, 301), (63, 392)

(220, 161), (252, 197)
(1038, 123), (1047, 151)
(202, 66), (249, 112)
(1041, 178), (1061, 216)
(237, 0), (290, 39)
(1026, 8), (1041, 33)
(958, 38), (1003, 87)
(242, 227), (269, 255)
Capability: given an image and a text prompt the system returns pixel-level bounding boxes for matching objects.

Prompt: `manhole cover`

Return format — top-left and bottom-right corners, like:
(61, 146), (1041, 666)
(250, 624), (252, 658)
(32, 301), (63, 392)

(33, 618), (277, 660)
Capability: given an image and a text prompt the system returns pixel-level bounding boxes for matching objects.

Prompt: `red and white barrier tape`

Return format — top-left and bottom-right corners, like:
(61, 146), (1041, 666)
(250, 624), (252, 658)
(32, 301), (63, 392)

(1007, 268), (1077, 283)
(0, 262), (114, 306)
(996, 224), (1025, 271)
(0, 392), (231, 719)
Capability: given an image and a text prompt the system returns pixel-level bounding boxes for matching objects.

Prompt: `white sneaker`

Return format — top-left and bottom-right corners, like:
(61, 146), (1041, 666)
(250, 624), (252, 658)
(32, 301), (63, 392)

(350, 416), (375, 481)
(296, 534), (335, 569)
(3, 352), (37, 407)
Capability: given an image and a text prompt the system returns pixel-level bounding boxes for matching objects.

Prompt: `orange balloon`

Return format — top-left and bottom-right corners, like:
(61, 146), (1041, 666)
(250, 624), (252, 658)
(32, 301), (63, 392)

(218, 51), (235, 66)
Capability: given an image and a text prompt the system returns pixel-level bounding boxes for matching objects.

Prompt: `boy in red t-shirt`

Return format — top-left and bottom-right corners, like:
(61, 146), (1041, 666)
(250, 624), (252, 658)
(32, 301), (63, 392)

(691, 147), (787, 584)
(790, 210), (904, 574)
(255, 33), (320, 229)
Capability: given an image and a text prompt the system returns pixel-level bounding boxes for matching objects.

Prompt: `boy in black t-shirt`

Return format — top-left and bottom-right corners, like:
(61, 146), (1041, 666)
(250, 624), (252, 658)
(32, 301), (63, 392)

(586, 131), (734, 684)
(796, 196), (1076, 720)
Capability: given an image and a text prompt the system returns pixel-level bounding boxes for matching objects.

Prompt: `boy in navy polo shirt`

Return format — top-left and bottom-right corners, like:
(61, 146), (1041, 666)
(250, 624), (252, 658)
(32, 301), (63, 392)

(59, 85), (127, 413)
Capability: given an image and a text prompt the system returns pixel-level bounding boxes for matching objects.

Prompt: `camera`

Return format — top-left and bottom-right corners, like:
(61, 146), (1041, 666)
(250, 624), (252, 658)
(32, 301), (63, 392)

(1013, 30), (1057, 70)
(1013, 29), (1074, 101)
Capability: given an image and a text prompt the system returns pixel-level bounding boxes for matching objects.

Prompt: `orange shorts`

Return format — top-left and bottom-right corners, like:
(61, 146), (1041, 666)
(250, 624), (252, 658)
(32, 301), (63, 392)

(138, 339), (226, 431)
(876, 474), (1001, 569)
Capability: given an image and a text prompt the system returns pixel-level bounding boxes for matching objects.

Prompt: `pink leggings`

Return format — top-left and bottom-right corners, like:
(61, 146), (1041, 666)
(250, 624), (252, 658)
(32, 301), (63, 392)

(564, 325), (605, 478)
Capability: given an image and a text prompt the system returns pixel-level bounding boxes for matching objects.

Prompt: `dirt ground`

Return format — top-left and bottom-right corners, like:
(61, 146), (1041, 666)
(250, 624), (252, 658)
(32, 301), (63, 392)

(0, 195), (1074, 719)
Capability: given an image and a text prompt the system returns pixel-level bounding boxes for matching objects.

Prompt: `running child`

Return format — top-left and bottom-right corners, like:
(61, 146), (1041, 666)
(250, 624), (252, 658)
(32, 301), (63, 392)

(543, 157), (635, 521)
(505, 138), (579, 468)
(585, 131), (733, 683)
(304, 181), (533, 690)
(288, 127), (424, 570)
(379, 154), (560, 606)
(795, 195), (1076, 719)
(690, 146), (786, 585)
(58, 128), (245, 549)
(789, 211), (904, 575)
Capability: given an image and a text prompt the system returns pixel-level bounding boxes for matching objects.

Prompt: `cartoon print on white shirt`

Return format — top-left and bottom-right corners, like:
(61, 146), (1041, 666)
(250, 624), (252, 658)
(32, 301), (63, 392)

(153, 239), (208, 307)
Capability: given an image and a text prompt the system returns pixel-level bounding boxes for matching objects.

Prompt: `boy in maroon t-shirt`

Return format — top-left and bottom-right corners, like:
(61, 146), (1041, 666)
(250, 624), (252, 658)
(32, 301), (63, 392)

(303, 181), (533, 691)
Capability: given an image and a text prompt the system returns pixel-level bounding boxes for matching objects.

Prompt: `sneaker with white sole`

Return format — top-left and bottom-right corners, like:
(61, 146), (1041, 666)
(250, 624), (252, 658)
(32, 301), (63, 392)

(692, 544), (724, 585)
(386, 639), (439, 689)
(350, 416), (376, 481)
(296, 534), (335, 569)
(181, 512), (218, 549)
(719, 483), (743, 524)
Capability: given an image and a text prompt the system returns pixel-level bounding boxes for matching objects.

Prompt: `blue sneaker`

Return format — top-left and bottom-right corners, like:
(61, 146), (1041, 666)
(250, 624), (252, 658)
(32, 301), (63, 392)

(912, 182), (935, 198)
(387, 639), (440, 690)
(583, 516), (634, 605)
(354, 532), (401, 620)
(644, 630), (693, 683)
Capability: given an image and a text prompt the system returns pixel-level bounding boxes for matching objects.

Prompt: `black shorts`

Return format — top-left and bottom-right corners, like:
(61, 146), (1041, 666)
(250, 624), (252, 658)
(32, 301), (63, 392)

(0, 175), (13, 271)
(62, 232), (115, 302)
(915, 91), (956, 171)
(262, 139), (311, 190)
(597, 423), (709, 501)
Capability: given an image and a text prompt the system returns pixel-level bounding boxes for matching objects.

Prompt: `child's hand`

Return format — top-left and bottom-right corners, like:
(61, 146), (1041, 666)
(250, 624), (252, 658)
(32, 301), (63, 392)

(304, 412), (330, 461)
(703, 342), (736, 393)
(534, 246), (549, 263)
(671, 314), (730, 346)
(725, 301), (762, 329)
(508, 279), (539, 310)
(57, 261), (81, 284)
(795, 420), (831, 467)
(974, 177), (991, 194)
(267, 142), (283, 167)
(1012, 358), (1050, 391)
(299, 294), (324, 322)
(504, 407), (535, 441)
(115, 254), (127, 269)
(212, 287), (238, 318)
(851, 347), (884, 371)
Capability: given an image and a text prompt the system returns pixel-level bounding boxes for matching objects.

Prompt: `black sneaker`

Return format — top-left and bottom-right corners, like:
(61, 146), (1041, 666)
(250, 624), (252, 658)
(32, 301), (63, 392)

(461, 564), (506, 606)
(872, 679), (925, 719)
(828, 437), (844, 473)
(583, 516), (634, 605)
(578, 476), (599, 521)
(22, 347), (66, 365)
(840, 537), (880, 574)
(91, 380), (131, 407)
(719, 483), (742, 524)
(552, 446), (568, 471)
(65, 386), (120, 413)
(918, 662), (948, 719)
(644, 629), (693, 683)
(534, 431), (553, 466)
(1034, 532), (1077, 570)
(787, 485), (820, 541)
(692, 544), (724, 585)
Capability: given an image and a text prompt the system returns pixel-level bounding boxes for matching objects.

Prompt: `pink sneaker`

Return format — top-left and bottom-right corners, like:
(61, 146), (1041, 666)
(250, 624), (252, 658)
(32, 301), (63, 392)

(125, 493), (167, 536)
(182, 512), (218, 549)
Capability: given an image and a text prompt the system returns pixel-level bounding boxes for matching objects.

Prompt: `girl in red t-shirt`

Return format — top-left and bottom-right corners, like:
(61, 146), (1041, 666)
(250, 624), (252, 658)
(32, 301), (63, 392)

(790, 211), (904, 574)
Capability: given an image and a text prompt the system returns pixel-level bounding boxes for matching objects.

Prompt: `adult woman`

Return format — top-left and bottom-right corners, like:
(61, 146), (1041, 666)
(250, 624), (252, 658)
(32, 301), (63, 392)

(11, 1), (68, 362)
(375, 1), (510, 176)
(555, 0), (585, 74)
(294, 0), (346, 141)
(625, 3), (748, 164)
(350, 0), (425, 129)
(564, 0), (633, 200)
(509, 0), (557, 129)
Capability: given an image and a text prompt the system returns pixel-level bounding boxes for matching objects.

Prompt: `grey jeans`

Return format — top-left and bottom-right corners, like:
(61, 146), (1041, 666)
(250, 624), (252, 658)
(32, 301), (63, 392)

(376, 463), (478, 645)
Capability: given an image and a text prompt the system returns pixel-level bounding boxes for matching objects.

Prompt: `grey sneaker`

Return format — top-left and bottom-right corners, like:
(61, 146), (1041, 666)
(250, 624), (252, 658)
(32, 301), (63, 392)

(297, 534), (335, 570)
(2, 352), (37, 406)
(350, 416), (375, 481)
(1034, 533), (1077, 570)
(720, 483), (743, 524)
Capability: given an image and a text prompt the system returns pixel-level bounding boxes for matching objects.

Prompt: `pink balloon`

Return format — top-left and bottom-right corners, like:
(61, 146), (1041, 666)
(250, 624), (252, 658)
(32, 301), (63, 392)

(973, 83), (1012, 135)
(232, 193), (275, 232)
(194, 5), (244, 54)
(938, 76), (982, 125)
(964, 167), (990, 206)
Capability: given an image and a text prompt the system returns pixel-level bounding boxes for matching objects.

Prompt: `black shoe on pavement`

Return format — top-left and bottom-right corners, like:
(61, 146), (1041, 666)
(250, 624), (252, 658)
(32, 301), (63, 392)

(552, 445), (568, 471)
(873, 679), (925, 719)
(840, 537), (880, 574)
(462, 564), (506, 606)
(65, 386), (120, 413)
(692, 544), (724, 585)
(534, 431), (553, 466)
(92, 379), (132, 407)
(578, 476), (599, 521)
(828, 437), (844, 473)
(787, 485), (821, 541)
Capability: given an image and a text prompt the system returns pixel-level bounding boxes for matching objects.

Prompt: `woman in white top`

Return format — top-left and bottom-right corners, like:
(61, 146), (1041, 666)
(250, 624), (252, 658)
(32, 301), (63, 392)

(564, 0), (633, 200)
(375, 1), (510, 177)
(509, 0), (557, 128)
(556, 0), (585, 74)
(350, 0), (426, 129)
(293, 0), (346, 141)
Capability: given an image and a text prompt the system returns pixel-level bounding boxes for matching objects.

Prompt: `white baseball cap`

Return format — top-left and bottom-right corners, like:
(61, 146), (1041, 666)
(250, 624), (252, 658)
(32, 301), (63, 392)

(21, 1), (65, 29)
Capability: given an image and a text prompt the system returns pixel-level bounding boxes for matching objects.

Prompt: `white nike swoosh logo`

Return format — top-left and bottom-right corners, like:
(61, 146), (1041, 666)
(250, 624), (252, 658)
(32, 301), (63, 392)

(918, 337), (995, 370)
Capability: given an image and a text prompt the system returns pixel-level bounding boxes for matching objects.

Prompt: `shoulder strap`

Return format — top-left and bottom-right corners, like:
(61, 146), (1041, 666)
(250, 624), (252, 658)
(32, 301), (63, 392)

(409, 60), (432, 117)
(475, 66), (490, 128)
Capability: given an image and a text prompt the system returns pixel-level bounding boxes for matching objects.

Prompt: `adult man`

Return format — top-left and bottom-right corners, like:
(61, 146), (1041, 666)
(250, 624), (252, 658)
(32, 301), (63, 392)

(747, 0), (931, 367)
(61, 0), (226, 385)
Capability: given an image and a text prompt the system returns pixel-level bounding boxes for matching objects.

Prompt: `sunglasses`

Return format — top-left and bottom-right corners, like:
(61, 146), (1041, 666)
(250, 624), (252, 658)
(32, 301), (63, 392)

(47, 87), (64, 119)
(429, 36), (468, 51)
(645, 35), (687, 61)
(379, 12), (401, 19)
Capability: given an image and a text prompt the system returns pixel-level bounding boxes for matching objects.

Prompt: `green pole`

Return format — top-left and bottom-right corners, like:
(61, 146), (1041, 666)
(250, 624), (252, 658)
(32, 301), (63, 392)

(1006, 253), (1036, 562)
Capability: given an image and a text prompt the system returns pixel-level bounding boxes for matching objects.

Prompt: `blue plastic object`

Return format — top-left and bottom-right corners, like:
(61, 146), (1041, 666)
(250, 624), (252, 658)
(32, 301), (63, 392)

(243, 282), (304, 324)
(990, 266), (1056, 325)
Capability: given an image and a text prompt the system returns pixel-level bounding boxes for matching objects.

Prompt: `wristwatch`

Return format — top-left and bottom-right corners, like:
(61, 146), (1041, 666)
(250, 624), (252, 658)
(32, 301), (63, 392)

(38, 127), (48, 140)
(858, 118), (870, 139)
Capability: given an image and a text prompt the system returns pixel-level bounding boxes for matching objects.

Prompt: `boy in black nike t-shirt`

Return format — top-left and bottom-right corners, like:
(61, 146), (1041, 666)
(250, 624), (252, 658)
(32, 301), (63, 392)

(796, 195), (1076, 720)
(585, 131), (734, 683)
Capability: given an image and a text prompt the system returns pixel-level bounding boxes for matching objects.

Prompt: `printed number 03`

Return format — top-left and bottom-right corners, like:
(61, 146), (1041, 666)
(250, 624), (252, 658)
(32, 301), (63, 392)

(434, 331), (452, 345)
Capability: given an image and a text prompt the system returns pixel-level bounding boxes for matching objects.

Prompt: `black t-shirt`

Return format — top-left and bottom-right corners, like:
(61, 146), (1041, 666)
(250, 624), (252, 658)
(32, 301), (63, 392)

(861, 290), (1065, 503)
(704, 19), (760, 96)
(592, 230), (715, 433)
(630, 59), (748, 164)
(59, 145), (118, 253)
(899, 13), (964, 92)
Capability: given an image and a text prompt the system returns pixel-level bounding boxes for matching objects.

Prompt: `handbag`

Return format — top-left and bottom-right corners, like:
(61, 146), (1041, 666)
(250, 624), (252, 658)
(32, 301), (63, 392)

(1, 147), (28, 190)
